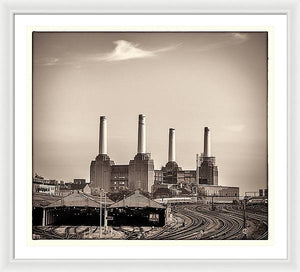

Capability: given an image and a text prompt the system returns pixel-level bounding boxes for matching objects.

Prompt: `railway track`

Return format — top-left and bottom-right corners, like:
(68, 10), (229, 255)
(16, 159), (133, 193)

(32, 204), (268, 240)
(33, 226), (64, 239)
(154, 207), (206, 240)
(192, 206), (244, 240)
(221, 206), (268, 240)
(148, 204), (258, 240)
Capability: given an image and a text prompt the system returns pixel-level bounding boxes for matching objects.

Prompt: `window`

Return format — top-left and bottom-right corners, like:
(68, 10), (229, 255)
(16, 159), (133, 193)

(149, 213), (159, 222)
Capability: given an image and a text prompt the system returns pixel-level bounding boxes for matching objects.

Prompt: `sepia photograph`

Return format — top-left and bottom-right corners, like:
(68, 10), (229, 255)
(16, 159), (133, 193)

(32, 31), (268, 240)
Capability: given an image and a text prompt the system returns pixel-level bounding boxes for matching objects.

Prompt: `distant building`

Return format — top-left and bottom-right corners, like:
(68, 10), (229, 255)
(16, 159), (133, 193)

(32, 174), (60, 195)
(259, 188), (268, 197)
(199, 185), (239, 197)
(64, 182), (87, 191)
(153, 127), (220, 196)
(197, 127), (218, 185)
(73, 179), (86, 185)
(198, 185), (239, 204)
(90, 115), (154, 194)
(83, 184), (92, 195)
(89, 117), (237, 197)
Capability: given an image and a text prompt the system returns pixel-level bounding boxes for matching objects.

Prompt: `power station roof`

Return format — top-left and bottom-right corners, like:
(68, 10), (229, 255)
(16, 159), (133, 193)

(46, 191), (113, 208)
(109, 190), (165, 209)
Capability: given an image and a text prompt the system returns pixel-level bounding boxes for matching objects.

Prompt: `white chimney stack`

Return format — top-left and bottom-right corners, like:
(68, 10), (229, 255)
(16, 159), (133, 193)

(137, 114), (146, 154)
(99, 116), (107, 155)
(204, 127), (211, 157)
(168, 128), (176, 162)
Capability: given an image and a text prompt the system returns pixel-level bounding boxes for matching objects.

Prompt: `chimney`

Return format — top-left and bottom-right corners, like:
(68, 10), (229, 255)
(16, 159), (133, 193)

(204, 127), (211, 157)
(168, 128), (175, 162)
(137, 114), (146, 154)
(99, 116), (107, 155)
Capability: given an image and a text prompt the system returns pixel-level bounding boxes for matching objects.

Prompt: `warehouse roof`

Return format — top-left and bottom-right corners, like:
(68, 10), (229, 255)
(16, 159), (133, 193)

(109, 190), (165, 209)
(33, 193), (62, 208)
(46, 191), (114, 208)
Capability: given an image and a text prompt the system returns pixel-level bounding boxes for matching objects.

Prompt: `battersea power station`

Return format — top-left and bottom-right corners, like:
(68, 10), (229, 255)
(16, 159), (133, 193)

(89, 114), (239, 198)
(90, 115), (154, 193)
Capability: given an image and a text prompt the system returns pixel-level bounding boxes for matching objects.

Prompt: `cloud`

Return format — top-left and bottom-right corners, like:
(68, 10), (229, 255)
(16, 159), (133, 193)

(96, 40), (178, 62)
(35, 40), (179, 67)
(231, 33), (249, 43)
(198, 33), (249, 52)
(37, 57), (60, 66)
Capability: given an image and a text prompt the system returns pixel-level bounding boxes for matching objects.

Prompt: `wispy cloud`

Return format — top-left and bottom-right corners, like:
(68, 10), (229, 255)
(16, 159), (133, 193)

(37, 57), (60, 66)
(36, 40), (179, 67)
(98, 40), (177, 62)
(198, 33), (250, 52)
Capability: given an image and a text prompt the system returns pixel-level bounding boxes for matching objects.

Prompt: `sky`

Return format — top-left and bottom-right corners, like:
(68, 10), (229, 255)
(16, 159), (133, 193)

(33, 32), (268, 195)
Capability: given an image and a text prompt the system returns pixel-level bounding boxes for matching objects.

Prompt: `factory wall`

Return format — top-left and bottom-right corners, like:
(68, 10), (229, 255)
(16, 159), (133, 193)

(90, 115), (154, 194)
(94, 154), (114, 192)
(199, 159), (218, 185)
(111, 165), (129, 191)
(199, 185), (239, 197)
(128, 153), (154, 193)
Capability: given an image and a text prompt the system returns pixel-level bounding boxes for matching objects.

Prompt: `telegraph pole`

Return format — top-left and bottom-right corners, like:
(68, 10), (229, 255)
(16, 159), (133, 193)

(243, 199), (246, 228)
(242, 198), (248, 239)
(99, 189), (103, 239)
(196, 154), (199, 184)
(104, 191), (107, 233)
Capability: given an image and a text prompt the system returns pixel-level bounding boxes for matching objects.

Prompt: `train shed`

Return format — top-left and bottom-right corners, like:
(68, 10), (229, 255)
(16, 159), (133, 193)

(33, 190), (114, 226)
(108, 190), (166, 227)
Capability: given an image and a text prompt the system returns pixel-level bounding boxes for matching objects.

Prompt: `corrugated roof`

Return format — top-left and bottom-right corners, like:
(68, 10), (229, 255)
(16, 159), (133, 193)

(83, 193), (114, 206)
(109, 190), (165, 209)
(46, 191), (115, 208)
(46, 191), (99, 208)
(33, 193), (63, 208)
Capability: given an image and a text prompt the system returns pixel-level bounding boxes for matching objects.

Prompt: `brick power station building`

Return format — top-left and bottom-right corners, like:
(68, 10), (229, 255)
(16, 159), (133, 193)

(89, 115), (154, 193)
(89, 115), (239, 198)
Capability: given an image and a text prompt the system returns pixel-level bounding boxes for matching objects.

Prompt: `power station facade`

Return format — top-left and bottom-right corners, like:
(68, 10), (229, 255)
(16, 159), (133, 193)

(89, 114), (234, 195)
(90, 114), (154, 193)
(198, 127), (218, 185)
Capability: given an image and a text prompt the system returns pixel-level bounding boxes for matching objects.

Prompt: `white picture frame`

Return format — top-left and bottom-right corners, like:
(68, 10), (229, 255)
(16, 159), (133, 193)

(0, 0), (299, 271)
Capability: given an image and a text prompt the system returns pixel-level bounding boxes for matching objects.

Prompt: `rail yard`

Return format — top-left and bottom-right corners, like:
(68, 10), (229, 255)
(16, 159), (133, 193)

(32, 117), (268, 241)
(32, 203), (268, 240)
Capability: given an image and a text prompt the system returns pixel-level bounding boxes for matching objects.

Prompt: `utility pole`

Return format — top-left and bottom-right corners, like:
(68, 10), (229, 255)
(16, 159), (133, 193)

(104, 191), (107, 233)
(243, 199), (246, 227)
(99, 189), (103, 239)
(243, 199), (247, 239)
(196, 154), (199, 185)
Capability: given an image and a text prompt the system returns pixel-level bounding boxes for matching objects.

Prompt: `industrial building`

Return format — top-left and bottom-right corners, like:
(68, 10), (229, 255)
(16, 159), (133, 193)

(90, 114), (154, 194)
(33, 189), (167, 227)
(153, 127), (218, 187)
(198, 127), (218, 185)
(88, 114), (238, 200)
(152, 126), (238, 198)
(153, 128), (198, 188)
(33, 190), (114, 226)
(199, 185), (239, 197)
(108, 190), (166, 227)
(32, 174), (60, 196)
